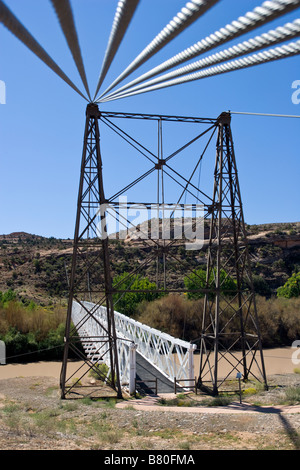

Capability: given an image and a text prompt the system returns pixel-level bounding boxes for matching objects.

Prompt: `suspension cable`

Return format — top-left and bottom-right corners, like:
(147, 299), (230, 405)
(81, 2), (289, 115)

(99, 39), (300, 102)
(97, 0), (221, 99)
(93, 0), (140, 100)
(103, 19), (300, 101)
(0, 0), (87, 100)
(50, 0), (91, 100)
(231, 111), (300, 118)
(101, 0), (300, 101)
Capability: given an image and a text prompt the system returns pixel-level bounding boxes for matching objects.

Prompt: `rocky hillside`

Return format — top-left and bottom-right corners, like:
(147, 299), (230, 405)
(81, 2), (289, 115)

(0, 222), (299, 306)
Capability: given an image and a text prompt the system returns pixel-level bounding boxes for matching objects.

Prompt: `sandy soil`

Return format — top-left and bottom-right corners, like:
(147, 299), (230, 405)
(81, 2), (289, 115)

(0, 348), (300, 450)
(0, 373), (299, 451)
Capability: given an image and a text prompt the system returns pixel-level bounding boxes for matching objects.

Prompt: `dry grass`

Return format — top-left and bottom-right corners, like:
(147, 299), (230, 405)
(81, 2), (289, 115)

(0, 302), (65, 338)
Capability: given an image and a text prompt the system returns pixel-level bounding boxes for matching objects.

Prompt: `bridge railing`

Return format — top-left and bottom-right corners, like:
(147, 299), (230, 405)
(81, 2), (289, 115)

(72, 300), (196, 393)
(112, 307), (197, 385)
(71, 300), (135, 392)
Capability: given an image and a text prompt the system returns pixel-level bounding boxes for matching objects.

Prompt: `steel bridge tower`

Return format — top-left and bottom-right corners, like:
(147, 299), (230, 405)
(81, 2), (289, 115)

(60, 103), (122, 399)
(60, 105), (268, 398)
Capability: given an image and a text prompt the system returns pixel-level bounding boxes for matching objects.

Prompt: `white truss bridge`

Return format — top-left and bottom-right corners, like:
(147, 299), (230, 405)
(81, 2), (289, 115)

(72, 300), (196, 394)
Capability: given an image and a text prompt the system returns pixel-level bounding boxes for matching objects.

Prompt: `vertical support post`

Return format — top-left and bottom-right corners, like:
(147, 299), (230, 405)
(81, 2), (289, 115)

(60, 103), (122, 399)
(198, 112), (268, 395)
(129, 342), (137, 395)
(188, 343), (196, 383)
(0, 341), (6, 365)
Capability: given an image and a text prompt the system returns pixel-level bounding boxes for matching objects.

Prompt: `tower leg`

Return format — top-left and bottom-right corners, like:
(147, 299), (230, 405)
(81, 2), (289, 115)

(198, 112), (268, 395)
(60, 104), (122, 399)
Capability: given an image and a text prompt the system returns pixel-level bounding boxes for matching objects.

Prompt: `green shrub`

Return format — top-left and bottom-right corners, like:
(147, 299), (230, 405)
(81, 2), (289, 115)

(112, 272), (160, 317)
(1, 324), (65, 362)
(0, 289), (16, 306)
(0, 291), (67, 362)
(136, 293), (300, 347)
(136, 294), (203, 341)
(200, 396), (232, 407)
(242, 388), (257, 396)
(90, 363), (110, 381)
(252, 275), (272, 297)
(282, 387), (300, 405)
(277, 272), (300, 298)
(184, 268), (237, 300)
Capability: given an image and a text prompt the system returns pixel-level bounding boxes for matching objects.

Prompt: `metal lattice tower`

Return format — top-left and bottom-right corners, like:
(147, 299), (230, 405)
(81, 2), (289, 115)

(60, 106), (268, 397)
(60, 103), (122, 399)
(197, 113), (268, 395)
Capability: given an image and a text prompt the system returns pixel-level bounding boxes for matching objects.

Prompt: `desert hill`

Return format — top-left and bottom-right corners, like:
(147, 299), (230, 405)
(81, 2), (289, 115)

(0, 222), (299, 306)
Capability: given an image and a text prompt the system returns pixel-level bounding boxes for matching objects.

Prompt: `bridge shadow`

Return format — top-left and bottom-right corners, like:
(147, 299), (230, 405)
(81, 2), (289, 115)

(240, 404), (300, 450)
(278, 412), (300, 450)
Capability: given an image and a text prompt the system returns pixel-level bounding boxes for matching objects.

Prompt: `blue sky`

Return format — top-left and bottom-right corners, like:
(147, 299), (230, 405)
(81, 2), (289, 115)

(0, 0), (299, 238)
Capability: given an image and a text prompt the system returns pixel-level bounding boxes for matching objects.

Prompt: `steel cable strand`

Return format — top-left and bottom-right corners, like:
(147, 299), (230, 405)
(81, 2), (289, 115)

(102, 0), (300, 101)
(230, 111), (300, 118)
(50, 0), (91, 100)
(98, 0), (221, 99)
(0, 0), (87, 100)
(102, 19), (300, 100)
(99, 40), (300, 102)
(93, 0), (140, 100)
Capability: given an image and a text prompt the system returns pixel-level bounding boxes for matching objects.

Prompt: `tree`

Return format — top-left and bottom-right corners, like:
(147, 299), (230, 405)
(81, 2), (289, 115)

(277, 272), (300, 298)
(184, 268), (237, 300)
(112, 272), (159, 317)
(33, 258), (42, 273)
(183, 269), (207, 299)
(252, 275), (272, 297)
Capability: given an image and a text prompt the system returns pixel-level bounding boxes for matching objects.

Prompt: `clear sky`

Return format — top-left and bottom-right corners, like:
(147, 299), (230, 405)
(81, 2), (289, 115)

(0, 0), (299, 238)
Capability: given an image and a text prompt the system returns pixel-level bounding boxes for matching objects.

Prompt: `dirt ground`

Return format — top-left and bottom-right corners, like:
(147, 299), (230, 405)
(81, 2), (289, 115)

(0, 349), (300, 451)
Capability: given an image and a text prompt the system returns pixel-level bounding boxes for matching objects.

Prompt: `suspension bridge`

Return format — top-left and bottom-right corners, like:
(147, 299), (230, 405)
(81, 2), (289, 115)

(1, 0), (299, 399)
(71, 300), (196, 395)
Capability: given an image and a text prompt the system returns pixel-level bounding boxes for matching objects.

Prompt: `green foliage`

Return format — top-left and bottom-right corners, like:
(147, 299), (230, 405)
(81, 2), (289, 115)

(89, 363), (117, 384)
(0, 325), (66, 362)
(137, 293), (300, 348)
(201, 396), (233, 407)
(136, 294), (203, 341)
(112, 272), (160, 317)
(277, 272), (300, 298)
(0, 289), (17, 306)
(184, 268), (237, 300)
(33, 258), (41, 273)
(183, 269), (207, 299)
(90, 363), (110, 380)
(282, 386), (300, 405)
(0, 290), (67, 362)
(252, 275), (272, 297)
(158, 396), (192, 407)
